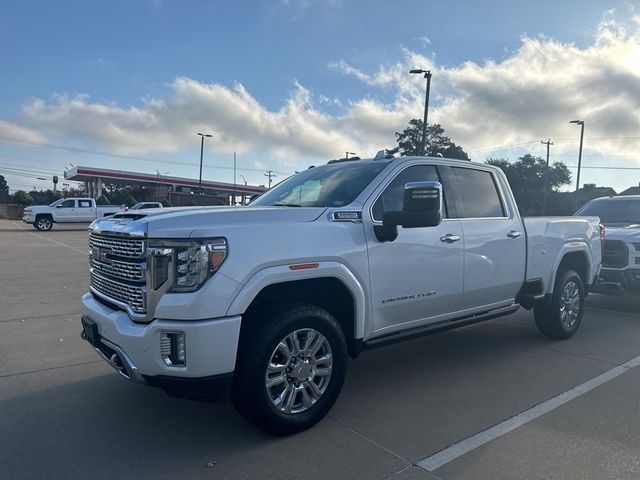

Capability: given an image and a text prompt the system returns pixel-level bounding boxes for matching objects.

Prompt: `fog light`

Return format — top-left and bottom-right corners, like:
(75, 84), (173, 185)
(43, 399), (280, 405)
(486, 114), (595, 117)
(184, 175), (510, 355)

(160, 331), (186, 367)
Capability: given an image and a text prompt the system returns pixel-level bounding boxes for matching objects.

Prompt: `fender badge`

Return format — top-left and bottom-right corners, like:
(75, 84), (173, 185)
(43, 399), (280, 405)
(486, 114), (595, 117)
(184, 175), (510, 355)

(333, 211), (362, 221)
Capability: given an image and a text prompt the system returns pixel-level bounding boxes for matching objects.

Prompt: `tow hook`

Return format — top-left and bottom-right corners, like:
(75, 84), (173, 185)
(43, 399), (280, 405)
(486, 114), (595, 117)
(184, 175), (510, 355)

(109, 353), (125, 372)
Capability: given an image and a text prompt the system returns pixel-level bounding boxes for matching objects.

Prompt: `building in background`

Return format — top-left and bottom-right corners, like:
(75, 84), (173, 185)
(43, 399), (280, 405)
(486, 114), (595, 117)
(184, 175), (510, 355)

(64, 166), (267, 206)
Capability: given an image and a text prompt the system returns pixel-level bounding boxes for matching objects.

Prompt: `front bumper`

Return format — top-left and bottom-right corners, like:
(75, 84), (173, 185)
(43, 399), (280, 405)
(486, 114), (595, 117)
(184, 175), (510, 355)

(593, 268), (640, 295)
(81, 292), (241, 401)
(22, 213), (35, 224)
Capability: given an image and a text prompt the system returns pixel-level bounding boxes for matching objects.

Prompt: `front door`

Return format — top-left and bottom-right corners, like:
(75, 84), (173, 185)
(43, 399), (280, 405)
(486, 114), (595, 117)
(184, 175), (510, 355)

(54, 199), (77, 222)
(364, 163), (464, 337)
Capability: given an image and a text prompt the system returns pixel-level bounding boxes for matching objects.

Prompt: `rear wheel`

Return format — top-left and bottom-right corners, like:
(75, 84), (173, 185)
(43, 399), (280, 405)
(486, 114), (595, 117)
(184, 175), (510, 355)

(534, 269), (585, 339)
(34, 215), (53, 231)
(232, 303), (347, 435)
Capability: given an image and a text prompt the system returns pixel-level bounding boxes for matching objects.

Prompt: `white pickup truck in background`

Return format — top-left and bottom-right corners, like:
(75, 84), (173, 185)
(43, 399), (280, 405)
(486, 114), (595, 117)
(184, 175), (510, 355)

(23, 198), (125, 231)
(80, 155), (602, 435)
(577, 195), (640, 296)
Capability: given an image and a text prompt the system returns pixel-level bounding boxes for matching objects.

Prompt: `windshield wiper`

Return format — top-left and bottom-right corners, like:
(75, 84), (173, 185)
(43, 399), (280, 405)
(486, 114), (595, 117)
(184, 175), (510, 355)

(273, 203), (302, 207)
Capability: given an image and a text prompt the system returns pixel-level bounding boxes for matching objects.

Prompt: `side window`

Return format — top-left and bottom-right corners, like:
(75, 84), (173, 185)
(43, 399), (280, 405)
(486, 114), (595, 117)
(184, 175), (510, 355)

(372, 165), (445, 222)
(78, 200), (92, 208)
(452, 168), (505, 218)
(58, 199), (75, 208)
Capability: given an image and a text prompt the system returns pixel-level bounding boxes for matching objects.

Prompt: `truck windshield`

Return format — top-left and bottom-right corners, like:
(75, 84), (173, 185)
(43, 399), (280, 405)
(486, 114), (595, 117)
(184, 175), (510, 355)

(251, 161), (390, 208)
(578, 199), (640, 226)
(48, 199), (64, 207)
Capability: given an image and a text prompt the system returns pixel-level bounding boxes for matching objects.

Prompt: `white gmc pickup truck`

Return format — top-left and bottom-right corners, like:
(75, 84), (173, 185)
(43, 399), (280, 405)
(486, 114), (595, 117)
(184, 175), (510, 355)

(23, 197), (125, 231)
(80, 155), (602, 435)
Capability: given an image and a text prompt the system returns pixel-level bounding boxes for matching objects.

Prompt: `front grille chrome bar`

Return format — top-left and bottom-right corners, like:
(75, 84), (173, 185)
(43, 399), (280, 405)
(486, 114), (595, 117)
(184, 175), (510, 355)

(89, 233), (145, 259)
(89, 257), (145, 282)
(90, 269), (146, 313)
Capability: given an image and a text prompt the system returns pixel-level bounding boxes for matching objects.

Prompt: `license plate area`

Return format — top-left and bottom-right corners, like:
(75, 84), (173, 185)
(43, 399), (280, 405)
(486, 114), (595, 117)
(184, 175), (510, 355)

(81, 315), (100, 346)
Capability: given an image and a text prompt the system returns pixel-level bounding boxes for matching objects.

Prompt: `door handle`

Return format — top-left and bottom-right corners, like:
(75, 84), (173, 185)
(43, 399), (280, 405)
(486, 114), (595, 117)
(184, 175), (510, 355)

(507, 230), (522, 239)
(440, 234), (461, 243)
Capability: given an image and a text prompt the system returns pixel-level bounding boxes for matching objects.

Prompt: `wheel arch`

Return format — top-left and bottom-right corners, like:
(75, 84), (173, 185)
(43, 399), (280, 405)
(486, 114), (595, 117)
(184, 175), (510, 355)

(226, 263), (367, 358)
(548, 247), (591, 294)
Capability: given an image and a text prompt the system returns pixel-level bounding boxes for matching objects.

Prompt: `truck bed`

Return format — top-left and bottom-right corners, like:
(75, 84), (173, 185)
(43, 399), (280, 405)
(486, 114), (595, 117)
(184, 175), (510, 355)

(524, 216), (602, 293)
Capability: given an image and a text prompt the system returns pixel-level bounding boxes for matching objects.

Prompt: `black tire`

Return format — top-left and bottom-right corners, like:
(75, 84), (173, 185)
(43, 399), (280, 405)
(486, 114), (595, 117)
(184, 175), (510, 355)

(34, 215), (53, 231)
(534, 269), (585, 339)
(232, 302), (347, 436)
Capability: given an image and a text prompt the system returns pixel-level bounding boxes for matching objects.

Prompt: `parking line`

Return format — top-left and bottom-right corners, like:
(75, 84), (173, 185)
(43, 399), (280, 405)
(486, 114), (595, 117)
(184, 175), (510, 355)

(12, 221), (87, 254)
(417, 354), (640, 472)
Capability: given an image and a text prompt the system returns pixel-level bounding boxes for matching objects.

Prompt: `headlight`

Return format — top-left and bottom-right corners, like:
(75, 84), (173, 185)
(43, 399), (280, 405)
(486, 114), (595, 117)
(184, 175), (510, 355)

(149, 238), (227, 293)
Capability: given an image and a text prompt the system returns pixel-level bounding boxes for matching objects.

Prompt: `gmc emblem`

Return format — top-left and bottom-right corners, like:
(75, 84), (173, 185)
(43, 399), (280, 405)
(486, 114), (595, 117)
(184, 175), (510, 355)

(92, 247), (112, 264)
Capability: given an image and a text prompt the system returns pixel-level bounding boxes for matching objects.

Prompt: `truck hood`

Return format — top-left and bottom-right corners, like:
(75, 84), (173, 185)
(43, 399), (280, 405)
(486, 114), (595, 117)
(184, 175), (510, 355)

(89, 206), (328, 238)
(604, 224), (640, 241)
(23, 205), (53, 213)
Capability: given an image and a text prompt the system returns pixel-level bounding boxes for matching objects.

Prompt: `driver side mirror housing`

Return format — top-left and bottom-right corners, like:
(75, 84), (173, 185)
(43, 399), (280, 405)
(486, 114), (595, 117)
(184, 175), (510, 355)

(374, 181), (443, 242)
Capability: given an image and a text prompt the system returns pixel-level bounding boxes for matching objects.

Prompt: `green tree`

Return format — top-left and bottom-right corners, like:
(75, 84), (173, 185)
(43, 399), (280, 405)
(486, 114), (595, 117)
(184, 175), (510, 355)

(96, 195), (110, 205)
(395, 120), (469, 160)
(486, 154), (571, 216)
(12, 190), (33, 205)
(0, 175), (8, 191)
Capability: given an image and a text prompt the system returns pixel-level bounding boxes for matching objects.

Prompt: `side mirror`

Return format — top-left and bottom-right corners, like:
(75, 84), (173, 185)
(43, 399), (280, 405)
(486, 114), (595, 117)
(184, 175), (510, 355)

(374, 181), (442, 242)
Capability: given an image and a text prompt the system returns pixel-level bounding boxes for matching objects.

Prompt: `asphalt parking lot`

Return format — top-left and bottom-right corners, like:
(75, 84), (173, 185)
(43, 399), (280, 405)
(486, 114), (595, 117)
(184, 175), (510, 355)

(1, 219), (640, 480)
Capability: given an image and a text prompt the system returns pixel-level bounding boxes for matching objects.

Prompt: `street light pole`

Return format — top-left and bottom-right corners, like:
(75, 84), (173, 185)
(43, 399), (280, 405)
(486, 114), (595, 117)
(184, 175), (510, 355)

(345, 151), (356, 159)
(233, 151), (236, 206)
(541, 139), (553, 215)
(410, 69), (432, 156)
(197, 132), (213, 194)
(569, 120), (585, 211)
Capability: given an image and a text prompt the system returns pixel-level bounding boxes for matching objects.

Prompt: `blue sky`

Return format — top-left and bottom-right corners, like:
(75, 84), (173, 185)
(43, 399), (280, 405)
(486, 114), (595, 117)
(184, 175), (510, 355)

(1, 0), (639, 192)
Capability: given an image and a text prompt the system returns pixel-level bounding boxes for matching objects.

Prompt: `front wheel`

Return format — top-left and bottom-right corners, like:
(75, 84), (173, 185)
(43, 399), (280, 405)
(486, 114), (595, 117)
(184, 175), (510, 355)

(232, 303), (347, 435)
(534, 269), (585, 339)
(34, 216), (53, 231)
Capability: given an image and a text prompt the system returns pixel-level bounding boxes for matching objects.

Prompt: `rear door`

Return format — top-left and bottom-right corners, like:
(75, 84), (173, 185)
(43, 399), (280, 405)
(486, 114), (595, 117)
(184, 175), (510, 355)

(76, 199), (95, 222)
(449, 166), (525, 310)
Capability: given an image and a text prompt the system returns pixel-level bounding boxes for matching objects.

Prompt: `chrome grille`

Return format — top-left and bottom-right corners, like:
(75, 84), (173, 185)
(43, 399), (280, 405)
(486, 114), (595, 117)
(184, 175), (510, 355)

(90, 270), (145, 313)
(89, 257), (145, 282)
(89, 233), (145, 259)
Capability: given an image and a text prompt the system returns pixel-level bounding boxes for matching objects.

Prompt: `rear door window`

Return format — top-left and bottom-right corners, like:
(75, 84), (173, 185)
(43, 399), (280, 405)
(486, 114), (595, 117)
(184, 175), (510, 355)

(78, 200), (92, 208)
(452, 168), (505, 218)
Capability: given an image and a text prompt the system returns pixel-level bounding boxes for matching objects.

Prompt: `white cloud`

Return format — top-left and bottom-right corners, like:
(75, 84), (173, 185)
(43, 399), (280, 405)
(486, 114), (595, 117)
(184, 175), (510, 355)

(1, 9), (640, 176)
(0, 119), (44, 144)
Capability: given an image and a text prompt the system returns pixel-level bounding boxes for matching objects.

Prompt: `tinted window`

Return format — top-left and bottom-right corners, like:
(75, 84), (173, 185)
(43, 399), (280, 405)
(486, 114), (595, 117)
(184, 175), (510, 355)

(372, 165), (444, 221)
(78, 200), (92, 208)
(578, 199), (640, 226)
(58, 199), (75, 208)
(452, 168), (505, 218)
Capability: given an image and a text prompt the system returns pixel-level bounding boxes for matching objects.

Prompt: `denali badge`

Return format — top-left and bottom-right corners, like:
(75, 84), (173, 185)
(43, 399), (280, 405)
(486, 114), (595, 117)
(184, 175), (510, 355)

(382, 291), (436, 304)
(332, 211), (362, 222)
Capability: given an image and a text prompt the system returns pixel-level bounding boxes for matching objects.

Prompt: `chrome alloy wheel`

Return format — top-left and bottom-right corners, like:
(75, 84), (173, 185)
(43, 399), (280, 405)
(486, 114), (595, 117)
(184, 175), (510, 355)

(560, 281), (581, 329)
(37, 217), (52, 230)
(265, 328), (333, 415)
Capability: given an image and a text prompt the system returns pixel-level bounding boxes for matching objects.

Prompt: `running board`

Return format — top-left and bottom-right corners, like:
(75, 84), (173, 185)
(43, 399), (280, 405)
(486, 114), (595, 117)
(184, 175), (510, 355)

(363, 305), (520, 350)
